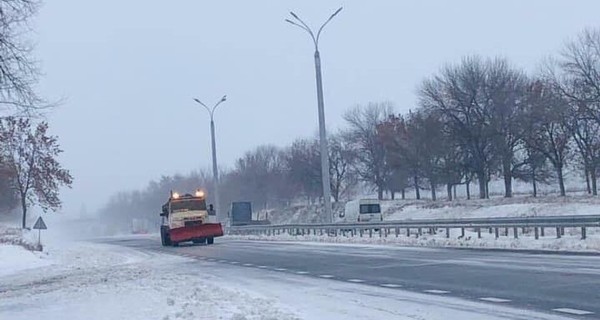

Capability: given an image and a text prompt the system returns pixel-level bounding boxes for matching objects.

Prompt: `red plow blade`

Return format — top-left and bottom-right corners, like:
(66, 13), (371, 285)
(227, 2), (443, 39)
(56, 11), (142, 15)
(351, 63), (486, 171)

(169, 223), (224, 242)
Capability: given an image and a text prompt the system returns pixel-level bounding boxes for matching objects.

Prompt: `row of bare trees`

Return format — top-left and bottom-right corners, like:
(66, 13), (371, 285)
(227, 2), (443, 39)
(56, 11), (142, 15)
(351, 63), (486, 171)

(391, 29), (600, 200)
(98, 28), (600, 227)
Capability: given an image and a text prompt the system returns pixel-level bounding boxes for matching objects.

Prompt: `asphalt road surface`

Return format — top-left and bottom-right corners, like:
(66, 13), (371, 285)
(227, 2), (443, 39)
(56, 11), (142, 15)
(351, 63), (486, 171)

(106, 237), (600, 318)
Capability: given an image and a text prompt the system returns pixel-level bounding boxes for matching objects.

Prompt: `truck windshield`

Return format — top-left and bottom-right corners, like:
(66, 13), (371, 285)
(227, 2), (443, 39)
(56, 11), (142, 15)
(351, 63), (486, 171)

(170, 199), (207, 212)
(359, 204), (381, 214)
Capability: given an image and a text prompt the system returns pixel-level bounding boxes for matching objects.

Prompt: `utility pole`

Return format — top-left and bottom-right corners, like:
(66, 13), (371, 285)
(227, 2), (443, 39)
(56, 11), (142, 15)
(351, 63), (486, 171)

(193, 95), (227, 221)
(286, 7), (342, 223)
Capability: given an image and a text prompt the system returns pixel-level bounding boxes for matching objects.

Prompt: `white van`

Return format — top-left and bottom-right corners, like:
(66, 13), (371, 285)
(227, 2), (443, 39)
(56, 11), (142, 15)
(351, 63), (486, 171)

(337, 199), (383, 223)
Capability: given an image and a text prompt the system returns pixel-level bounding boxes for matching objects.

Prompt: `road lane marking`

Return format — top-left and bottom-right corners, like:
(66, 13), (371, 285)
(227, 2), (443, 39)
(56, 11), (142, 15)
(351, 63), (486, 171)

(274, 268), (287, 271)
(319, 275), (334, 278)
(257, 265), (268, 269)
(479, 297), (511, 303)
(243, 263), (253, 267)
(552, 308), (594, 315)
(347, 279), (364, 283)
(230, 261), (239, 264)
(296, 271), (309, 275)
(577, 268), (600, 275)
(380, 284), (402, 288)
(424, 289), (450, 294)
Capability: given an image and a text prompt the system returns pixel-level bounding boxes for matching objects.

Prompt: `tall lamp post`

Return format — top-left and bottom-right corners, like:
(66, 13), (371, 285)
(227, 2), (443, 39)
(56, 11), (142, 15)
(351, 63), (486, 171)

(194, 95), (227, 221)
(286, 7), (342, 223)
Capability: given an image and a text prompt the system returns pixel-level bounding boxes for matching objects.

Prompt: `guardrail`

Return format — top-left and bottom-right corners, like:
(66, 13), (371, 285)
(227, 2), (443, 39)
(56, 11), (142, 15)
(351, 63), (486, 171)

(228, 215), (600, 240)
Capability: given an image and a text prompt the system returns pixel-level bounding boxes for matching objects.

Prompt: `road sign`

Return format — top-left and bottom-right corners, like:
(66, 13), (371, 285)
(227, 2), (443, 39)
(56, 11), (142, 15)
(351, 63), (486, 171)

(33, 216), (47, 230)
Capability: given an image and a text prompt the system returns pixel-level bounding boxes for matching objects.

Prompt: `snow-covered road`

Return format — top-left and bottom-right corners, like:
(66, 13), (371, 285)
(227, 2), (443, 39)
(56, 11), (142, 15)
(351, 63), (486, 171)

(0, 236), (584, 320)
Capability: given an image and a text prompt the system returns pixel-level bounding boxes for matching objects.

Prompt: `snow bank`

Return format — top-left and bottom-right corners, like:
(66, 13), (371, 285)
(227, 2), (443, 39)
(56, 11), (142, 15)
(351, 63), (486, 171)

(384, 195), (600, 221)
(0, 245), (53, 277)
(227, 228), (600, 253)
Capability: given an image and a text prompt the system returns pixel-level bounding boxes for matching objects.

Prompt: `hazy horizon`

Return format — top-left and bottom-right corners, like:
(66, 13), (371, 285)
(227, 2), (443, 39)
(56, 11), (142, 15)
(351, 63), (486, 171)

(34, 0), (600, 215)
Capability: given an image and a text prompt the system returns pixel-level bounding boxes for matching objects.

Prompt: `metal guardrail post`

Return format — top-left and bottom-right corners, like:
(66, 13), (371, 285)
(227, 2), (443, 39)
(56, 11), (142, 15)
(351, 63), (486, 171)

(581, 227), (586, 240)
(229, 214), (599, 242)
(477, 228), (481, 239)
(369, 229), (373, 238)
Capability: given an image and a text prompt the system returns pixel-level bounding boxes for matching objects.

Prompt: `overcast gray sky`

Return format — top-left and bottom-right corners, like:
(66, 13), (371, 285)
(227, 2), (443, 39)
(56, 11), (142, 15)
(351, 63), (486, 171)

(35, 0), (600, 214)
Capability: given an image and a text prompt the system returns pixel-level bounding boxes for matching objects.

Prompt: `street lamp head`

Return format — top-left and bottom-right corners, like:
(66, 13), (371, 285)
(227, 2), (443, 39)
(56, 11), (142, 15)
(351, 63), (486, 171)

(193, 98), (201, 104)
(220, 95), (227, 102)
(330, 7), (343, 19)
(289, 11), (299, 20)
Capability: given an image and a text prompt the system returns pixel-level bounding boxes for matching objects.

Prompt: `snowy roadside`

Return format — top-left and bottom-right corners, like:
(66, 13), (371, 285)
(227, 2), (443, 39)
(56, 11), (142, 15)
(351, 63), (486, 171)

(226, 229), (600, 253)
(0, 240), (300, 320)
(0, 239), (573, 320)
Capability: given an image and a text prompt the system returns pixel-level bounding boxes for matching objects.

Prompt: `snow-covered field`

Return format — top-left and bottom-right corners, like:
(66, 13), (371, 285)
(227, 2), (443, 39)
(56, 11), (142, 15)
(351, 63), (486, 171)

(382, 195), (600, 221)
(265, 195), (600, 225)
(0, 232), (572, 320)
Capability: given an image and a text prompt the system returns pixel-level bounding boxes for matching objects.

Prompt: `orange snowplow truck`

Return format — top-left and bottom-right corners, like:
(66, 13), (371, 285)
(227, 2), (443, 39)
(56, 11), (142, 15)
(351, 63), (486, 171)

(160, 190), (224, 246)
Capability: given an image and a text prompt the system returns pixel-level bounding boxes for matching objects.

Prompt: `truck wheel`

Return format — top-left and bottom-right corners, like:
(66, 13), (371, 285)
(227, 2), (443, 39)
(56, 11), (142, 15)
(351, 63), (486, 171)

(192, 238), (206, 244)
(207, 237), (214, 245)
(160, 227), (171, 246)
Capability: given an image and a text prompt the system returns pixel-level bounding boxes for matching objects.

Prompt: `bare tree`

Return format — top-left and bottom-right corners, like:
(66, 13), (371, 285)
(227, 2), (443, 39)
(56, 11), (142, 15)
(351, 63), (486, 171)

(524, 80), (571, 196)
(550, 28), (600, 195)
(419, 56), (496, 199)
(0, 161), (18, 212)
(233, 145), (290, 209)
(0, 0), (47, 116)
(558, 28), (600, 124)
(378, 113), (423, 199)
(285, 138), (321, 203)
(486, 59), (529, 198)
(328, 133), (357, 202)
(0, 117), (73, 228)
(343, 102), (393, 200)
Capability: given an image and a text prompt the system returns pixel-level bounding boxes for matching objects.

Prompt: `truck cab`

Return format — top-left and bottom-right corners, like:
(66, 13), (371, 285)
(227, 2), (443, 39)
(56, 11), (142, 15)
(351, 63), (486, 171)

(160, 190), (223, 246)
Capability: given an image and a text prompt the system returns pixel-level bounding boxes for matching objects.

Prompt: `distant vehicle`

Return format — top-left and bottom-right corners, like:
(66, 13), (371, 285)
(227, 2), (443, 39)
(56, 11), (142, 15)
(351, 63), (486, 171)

(229, 201), (271, 226)
(336, 199), (383, 223)
(159, 190), (223, 246)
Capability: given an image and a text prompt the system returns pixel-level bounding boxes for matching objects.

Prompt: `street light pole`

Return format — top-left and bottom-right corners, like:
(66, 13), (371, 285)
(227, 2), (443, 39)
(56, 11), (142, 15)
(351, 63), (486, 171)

(194, 95), (227, 222)
(286, 7), (342, 223)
